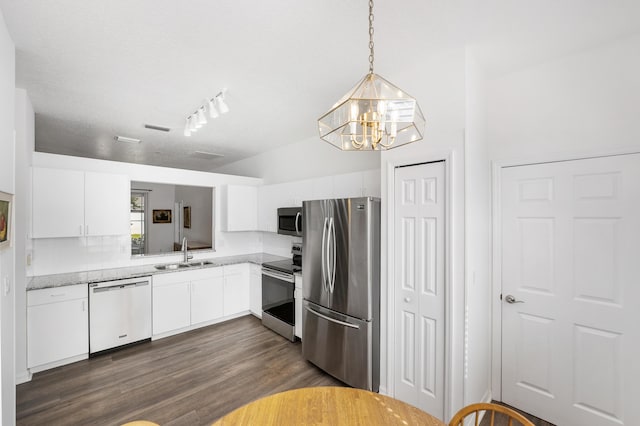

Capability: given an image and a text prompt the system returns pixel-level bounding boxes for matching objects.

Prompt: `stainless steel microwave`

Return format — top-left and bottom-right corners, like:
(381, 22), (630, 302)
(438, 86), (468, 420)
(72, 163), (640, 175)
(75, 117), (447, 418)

(277, 207), (302, 236)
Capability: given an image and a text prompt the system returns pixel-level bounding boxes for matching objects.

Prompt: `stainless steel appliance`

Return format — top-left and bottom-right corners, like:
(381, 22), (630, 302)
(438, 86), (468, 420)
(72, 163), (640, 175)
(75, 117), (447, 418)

(302, 197), (380, 391)
(89, 276), (152, 354)
(262, 243), (302, 341)
(277, 207), (303, 236)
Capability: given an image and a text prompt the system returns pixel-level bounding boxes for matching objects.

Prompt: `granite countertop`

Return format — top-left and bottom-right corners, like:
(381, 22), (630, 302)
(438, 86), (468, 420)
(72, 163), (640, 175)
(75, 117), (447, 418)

(27, 252), (289, 291)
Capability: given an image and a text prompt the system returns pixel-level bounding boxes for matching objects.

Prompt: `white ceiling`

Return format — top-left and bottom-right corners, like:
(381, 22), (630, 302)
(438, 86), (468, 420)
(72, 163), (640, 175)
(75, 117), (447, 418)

(1, 0), (639, 173)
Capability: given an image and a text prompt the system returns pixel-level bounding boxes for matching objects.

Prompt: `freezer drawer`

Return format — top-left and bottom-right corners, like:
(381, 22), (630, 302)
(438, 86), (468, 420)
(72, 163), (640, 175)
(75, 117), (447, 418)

(302, 300), (378, 392)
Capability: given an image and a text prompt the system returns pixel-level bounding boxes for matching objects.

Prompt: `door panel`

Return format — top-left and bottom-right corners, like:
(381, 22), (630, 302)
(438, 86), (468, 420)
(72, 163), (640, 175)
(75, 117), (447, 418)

(501, 154), (640, 425)
(394, 161), (445, 421)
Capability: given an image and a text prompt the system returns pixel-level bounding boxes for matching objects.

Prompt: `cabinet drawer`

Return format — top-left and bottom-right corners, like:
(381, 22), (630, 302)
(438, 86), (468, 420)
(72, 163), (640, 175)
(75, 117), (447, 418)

(153, 267), (223, 287)
(28, 284), (88, 307)
(224, 263), (248, 276)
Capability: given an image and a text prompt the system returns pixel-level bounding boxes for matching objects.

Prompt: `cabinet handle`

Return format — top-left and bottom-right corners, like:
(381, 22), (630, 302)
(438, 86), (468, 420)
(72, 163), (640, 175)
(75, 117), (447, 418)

(79, 225), (83, 235)
(82, 300), (86, 311)
(86, 225), (89, 235)
(50, 293), (66, 298)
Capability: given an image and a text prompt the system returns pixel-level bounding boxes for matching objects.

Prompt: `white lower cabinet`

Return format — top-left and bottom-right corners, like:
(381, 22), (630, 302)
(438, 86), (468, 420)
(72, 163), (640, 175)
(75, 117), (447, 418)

(27, 284), (89, 371)
(223, 264), (250, 316)
(152, 264), (249, 338)
(152, 280), (191, 335)
(294, 274), (303, 339)
(191, 274), (224, 324)
(249, 264), (262, 317)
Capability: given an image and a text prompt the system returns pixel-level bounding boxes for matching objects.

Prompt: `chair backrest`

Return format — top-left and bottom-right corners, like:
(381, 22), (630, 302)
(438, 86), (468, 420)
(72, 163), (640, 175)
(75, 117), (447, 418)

(449, 402), (535, 426)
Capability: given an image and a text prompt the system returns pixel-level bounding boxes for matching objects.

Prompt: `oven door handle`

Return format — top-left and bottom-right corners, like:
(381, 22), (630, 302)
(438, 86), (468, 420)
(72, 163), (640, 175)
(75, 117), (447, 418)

(305, 306), (359, 329)
(261, 268), (295, 283)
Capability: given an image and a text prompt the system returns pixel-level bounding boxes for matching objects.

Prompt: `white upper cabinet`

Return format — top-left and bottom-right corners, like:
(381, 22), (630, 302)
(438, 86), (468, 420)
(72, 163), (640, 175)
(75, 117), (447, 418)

(32, 167), (129, 238)
(220, 184), (258, 232)
(84, 172), (129, 236)
(32, 168), (85, 238)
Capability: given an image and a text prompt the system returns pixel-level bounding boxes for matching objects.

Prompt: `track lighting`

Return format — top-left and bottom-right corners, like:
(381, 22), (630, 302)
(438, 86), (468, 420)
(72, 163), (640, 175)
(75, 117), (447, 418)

(216, 90), (229, 114)
(184, 118), (191, 137)
(208, 98), (219, 119)
(183, 89), (229, 137)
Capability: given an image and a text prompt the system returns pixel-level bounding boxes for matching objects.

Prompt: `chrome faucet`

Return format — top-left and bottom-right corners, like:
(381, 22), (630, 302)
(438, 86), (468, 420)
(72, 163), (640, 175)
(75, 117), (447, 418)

(181, 237), (193, 262)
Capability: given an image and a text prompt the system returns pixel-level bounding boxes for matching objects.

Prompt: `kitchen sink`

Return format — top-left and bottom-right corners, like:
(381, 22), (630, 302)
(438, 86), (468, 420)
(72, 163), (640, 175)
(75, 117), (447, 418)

(187, 261), (214, 267)
(154, 261), (214, 270)
(154, 263), (191, 270)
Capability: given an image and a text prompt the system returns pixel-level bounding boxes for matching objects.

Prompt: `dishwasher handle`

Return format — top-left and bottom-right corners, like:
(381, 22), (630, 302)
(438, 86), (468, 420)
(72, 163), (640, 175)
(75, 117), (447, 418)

(91, 281), (149, 293)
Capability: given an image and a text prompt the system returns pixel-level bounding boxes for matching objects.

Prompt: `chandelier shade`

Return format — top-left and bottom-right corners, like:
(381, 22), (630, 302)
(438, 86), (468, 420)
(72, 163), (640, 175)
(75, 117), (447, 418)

(318, 73), (425, 150)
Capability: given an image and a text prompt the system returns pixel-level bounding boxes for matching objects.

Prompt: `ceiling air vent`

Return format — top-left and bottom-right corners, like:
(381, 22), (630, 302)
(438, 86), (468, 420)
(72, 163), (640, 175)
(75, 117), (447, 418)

(192, 151), (224, 160)
(114, 136), (141, 144)
(144, 124), (171, 132)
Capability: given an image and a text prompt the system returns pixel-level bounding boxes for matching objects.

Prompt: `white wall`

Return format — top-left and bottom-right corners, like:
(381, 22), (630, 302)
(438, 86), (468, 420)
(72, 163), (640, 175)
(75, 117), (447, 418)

(175, 185), (213, 247)
(213, 135), (381, 185)
(487, 33), (640, 162)
(145, 182), (176, 254)
(380, 44), (467, 421)
(0, 9), (15, 424)
(463, 50), (492, 406)
(14, 89), (33, 386)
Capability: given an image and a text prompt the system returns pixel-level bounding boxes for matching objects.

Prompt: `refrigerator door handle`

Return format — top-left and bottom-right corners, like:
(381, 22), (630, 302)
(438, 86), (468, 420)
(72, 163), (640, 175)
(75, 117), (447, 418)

(305, 305), (360, 329)
(321, 216), (328, 292)
(329, 217), (336, 293)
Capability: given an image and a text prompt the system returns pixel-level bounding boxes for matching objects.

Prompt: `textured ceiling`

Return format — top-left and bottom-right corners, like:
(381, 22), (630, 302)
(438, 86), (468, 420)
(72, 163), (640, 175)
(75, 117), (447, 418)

(1, 0), (639, 173)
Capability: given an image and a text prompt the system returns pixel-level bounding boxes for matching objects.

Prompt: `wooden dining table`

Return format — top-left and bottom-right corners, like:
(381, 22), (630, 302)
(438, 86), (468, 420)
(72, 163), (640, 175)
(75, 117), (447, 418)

(211, 386), (446, 426)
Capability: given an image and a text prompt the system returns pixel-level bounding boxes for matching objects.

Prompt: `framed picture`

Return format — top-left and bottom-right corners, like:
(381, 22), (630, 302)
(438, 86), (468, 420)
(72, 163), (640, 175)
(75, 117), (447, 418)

(184, 206), (191, 229)
(152, 209), (172, 224)
(0, 191), (12, 250)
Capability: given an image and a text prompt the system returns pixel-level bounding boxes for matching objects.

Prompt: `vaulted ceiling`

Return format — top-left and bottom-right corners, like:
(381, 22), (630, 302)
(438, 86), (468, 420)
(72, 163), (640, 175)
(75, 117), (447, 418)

(1, 0), (638, 172)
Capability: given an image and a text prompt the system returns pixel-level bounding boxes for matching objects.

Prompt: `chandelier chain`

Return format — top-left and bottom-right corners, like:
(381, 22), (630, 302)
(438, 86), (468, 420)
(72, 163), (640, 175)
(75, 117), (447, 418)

(368, 0), (374, 73)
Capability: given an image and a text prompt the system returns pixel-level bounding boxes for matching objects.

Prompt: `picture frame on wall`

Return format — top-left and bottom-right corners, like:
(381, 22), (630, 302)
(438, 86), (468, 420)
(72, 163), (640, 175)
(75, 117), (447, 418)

(0, 191), (12, 250)
(184, 206), (191, 229)
(152, 209), (172, 224)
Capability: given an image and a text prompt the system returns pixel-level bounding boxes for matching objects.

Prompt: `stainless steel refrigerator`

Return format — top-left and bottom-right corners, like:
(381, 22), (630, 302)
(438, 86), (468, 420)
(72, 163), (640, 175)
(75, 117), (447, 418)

(302, 197), (380, 391)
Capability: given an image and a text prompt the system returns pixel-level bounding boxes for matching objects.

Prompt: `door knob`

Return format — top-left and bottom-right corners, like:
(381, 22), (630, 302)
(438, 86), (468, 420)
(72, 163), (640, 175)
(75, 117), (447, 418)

(404, 297), (411, 303)
(504, 294), (524, 304)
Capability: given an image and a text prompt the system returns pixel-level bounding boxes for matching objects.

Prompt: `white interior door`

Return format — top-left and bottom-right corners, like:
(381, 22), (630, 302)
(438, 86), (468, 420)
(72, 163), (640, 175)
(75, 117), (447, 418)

(394, 161), (445, 420)
(501, 154), (640, 425)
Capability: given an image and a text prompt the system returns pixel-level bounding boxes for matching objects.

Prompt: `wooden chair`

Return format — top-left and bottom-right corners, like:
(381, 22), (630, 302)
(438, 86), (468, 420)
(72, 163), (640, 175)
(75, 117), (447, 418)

(449, 402), (535, 426)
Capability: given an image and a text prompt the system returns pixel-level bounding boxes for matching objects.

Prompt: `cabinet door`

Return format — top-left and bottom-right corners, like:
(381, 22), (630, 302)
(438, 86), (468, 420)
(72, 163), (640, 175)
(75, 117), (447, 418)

(85, 172), (129, 236)
(32, 167), (85, 238)
(223, 185), (258, 231)
(152, 281), (190, 335)
(249, 264), (262, 317)
(191, 275), (224, 325)
(27, 298), (88, 368)
(223, 265), (250, 316)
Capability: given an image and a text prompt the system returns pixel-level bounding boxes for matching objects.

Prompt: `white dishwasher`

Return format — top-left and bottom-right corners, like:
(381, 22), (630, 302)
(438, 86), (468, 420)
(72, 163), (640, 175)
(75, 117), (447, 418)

(89, 276), (152, 354)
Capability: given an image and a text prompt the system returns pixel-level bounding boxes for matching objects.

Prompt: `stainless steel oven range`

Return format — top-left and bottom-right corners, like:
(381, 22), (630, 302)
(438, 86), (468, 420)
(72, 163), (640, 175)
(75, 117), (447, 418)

(261, 244), (301, 341)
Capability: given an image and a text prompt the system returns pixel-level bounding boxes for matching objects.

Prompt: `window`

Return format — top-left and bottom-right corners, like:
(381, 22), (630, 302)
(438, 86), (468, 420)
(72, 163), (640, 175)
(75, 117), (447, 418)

(131, 192), (147, 255)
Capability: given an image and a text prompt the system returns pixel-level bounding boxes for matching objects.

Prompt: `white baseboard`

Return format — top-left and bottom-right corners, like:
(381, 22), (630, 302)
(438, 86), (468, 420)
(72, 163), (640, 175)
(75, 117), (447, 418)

(378, 385), (388, 396)
(16, 371), (32, 385)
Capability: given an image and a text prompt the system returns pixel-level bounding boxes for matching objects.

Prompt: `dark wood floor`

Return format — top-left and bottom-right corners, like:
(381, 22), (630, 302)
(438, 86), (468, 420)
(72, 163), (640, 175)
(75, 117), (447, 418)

(479, 402), (556, 426)
(17, 315), (343, 425)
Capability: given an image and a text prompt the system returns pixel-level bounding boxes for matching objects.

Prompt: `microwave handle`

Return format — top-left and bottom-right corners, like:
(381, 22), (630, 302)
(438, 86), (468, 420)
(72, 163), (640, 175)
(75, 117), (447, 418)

(295, 211), (302, 236)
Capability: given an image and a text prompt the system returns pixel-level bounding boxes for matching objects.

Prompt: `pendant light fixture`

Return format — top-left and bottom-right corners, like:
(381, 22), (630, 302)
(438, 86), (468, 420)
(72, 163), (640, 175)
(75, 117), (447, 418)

(318, 0), (425, 150)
